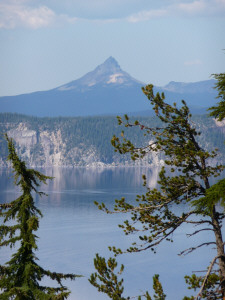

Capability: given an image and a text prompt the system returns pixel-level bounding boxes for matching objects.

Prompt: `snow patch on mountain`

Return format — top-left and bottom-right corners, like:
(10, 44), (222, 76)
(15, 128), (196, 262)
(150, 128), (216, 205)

(107, 73), (124, 84)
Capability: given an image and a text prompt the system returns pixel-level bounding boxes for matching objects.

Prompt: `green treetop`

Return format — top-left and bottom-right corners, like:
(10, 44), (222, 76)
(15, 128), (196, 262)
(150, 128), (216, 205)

(0, 134), (80, 300)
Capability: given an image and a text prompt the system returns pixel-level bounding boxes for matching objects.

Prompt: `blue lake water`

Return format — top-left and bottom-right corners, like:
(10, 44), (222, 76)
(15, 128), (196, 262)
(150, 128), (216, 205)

(0, 167), (219, 299)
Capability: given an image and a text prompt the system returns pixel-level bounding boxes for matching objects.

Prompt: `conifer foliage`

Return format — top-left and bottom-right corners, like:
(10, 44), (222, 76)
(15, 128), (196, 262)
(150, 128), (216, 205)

(94, 82), (225, 299)
(89, 254), (166, 300)
(89, 254), (126, 300)
(0, 134), (79, 299)
(208, 72), (225, 121)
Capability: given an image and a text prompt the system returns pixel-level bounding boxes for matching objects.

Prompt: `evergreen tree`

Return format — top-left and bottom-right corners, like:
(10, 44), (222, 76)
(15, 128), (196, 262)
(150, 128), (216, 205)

(93, 83), (225, 299)
(0, 134), (80, 299)
(208, 72), (225, 121)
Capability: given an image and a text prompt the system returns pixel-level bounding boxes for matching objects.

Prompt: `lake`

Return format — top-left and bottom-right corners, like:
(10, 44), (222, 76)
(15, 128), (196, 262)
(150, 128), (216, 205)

(0, 167), (218, 299)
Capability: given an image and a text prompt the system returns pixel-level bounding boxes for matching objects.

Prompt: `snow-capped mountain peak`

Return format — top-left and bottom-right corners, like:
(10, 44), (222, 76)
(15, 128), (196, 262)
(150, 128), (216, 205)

(57, 57), (141, 91)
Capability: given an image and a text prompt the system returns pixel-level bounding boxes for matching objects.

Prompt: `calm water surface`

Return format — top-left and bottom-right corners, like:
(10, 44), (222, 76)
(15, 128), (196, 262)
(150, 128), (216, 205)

(0, 167), (218, 299)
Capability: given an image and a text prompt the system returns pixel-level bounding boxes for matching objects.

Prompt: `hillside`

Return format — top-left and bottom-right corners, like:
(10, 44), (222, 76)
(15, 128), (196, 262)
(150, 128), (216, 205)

(0, 113), (224, 168)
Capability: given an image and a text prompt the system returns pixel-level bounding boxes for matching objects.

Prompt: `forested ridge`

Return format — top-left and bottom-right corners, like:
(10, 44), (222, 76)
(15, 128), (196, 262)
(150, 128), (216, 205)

(0, 112), (225, 167)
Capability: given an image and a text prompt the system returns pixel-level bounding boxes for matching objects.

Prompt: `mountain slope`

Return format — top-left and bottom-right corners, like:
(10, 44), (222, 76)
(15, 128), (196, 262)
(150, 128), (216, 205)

(0, 57), (217, 117)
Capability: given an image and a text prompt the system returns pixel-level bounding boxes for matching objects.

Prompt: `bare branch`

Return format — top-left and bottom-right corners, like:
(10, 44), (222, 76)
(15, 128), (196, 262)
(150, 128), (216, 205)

(179, 242), (216, 256)
(186, 228), (213, 238)
(185, 219), (212, 225)
(123, 121), (164, 133)
(192, 269), (219, 273)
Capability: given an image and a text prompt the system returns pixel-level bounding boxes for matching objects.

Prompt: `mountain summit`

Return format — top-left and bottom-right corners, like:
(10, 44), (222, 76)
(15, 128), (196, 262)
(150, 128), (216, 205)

(57, 56), (141, 91)
(96, 56), (121, 73)
(0, 57), (217, 117)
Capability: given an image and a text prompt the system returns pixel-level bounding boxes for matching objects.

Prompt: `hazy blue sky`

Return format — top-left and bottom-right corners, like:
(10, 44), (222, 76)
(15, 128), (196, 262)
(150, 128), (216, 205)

(0, 0), (225, 96)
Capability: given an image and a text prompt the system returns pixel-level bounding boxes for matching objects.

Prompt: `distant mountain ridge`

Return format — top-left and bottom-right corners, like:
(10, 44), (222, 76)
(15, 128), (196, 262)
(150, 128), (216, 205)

(0, 57), (217, 117)
(162, 79), (215, 94)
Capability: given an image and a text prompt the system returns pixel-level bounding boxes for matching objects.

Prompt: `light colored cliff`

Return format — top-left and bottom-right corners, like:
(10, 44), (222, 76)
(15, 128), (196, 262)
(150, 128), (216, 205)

(0, 116), (224, 168)
(4, 122), (164, 168)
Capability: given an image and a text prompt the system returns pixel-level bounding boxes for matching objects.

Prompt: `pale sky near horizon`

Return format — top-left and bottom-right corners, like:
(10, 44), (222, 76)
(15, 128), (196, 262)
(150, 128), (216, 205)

(0, 0), (225, 96)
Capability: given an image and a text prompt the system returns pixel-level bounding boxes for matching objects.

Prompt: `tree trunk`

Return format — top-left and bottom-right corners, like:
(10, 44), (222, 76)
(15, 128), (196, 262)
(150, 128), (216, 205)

(212, 206), (225, 299)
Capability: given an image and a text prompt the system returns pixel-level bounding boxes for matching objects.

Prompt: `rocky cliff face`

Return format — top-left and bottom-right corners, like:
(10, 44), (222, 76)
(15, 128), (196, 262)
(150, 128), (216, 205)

(6, 124), (64, 167)
(6, 124), (78, 167)
(2, 122), (164, 168)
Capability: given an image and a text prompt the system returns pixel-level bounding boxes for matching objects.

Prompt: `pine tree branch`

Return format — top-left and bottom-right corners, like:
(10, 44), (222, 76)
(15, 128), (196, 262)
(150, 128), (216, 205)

(127, 211), (195, 253)
(99, 197), (175, 214)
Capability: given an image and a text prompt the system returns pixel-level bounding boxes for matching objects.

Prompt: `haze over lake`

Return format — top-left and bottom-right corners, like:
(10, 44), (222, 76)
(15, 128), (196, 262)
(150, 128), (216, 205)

(0, 167), (218, 299)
